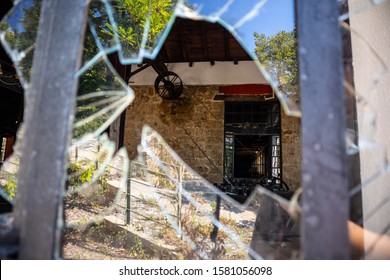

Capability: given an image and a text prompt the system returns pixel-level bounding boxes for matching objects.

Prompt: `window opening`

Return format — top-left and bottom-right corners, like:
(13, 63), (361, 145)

(224, 101), (284, 196)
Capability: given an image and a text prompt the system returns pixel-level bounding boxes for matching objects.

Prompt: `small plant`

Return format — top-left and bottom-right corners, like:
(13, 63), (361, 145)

(99, 175), (108, 189)
(139, 194), (158, 207)
(76, 216), (89, 229)
(134, 221), (144, 232)
(220, 215), (237, 228)
(158, 224), (178, 243)
(148, 213), (155, 220)
(67, 162), (82, 174)
(68, 161), (109, 197)
(152, 174), (176, 191)
(130, 236), (149, 259)
(195, 222), (213, 238)
(79, 165), (94, 184)
(2, 175), (17, 200)
(67, 162), (96, 186)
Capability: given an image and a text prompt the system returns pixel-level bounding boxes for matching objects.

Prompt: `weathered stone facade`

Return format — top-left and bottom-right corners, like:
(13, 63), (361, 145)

(124, 85), (301, 189)
(281, 109), (301, 190)
(124, 85), (225, 184)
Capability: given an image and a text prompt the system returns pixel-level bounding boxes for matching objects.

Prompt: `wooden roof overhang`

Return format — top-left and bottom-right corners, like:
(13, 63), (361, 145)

(125, 17), (273, 101)
(143, 17), (273, 101)
(158, 17), (253, 65)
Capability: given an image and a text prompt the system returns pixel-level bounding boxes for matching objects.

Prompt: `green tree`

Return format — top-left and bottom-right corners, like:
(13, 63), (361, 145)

(108, 0), (179, 57)
(254, 30), (298, 99)
(1, 0), (41, 81)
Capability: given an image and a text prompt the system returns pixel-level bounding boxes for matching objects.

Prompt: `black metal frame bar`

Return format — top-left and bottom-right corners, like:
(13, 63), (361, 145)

(296, 0), (350, 259)
(13, 0), (89, 259)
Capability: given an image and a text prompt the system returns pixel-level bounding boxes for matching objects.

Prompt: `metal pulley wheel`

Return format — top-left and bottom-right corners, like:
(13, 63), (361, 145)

(154, 71), (183, 100)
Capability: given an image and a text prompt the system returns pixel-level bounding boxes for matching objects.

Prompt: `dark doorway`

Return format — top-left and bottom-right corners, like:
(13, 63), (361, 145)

(224, 101), (281, 182)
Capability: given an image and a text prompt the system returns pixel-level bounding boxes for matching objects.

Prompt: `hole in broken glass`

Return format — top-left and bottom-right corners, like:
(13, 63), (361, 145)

(89, 2), (302, 258)
(122, 0), (299, 200)
(71, 0), (390, 260)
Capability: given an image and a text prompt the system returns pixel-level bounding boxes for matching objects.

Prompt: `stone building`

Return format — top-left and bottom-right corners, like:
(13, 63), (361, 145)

(121, 18), (301, 190)
(124, 85), (301, 189)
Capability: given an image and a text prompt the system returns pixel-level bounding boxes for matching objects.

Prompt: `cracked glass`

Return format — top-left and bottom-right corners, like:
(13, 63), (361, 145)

(0, 0), (389, 260)
(339, 0), (390, 259)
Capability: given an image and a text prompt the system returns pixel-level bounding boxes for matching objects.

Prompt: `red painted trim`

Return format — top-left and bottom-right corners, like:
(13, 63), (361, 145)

(219, 84), (273, 95)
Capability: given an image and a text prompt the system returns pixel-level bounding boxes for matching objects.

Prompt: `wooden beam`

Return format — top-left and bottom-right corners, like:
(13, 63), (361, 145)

(224, 29), (230, 62)
(13, 0), (88, 259)
(219, 84), (273, 95)
(177, 19), (189, 62)
(200, 22), (210, 62)
(296, 0), (350, 259)
(160, 45), (169, 63)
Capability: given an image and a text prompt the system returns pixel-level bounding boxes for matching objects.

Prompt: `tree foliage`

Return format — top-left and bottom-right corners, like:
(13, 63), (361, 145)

(1, 0), (41, 80)
(2, 0), (184, 138)
(254, 30), (298, 98)
(109, 0), (178, 55)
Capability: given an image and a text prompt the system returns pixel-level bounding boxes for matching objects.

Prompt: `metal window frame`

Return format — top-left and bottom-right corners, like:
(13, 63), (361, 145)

(296, 0), (350, 259)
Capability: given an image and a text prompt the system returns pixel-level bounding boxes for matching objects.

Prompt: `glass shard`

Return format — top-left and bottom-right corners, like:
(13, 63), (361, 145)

(74, 54), (134, 142)
(346, 0), (390, 259)
(88, 0), (119, 55)
(180, 0), (300, 116)
(106, 0), (177, 63)
(64, 134), (129, 230)
(0, 0), (41, 87)
(136, 125), (300, 259)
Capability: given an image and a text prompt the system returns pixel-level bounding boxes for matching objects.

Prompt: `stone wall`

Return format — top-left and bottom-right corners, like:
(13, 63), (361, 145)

(124, 85), (225, 184)
(281, 110), (301, 190)
(124, 85), (301, 189)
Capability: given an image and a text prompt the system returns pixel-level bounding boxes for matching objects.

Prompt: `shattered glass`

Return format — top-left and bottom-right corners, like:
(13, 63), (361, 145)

(0, 0), (389, 260)
(88, 0), (118, 54)
(179, 0), (300, 116)
(64, 134), (129, 230)
(135, 125), (300, 259)
(75, 53), (134, 142)
(340, 0), (390, 259)
(0, 0), (40, 87)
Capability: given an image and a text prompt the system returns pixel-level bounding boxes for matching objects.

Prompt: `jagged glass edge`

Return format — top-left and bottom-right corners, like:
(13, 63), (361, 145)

(340, 2), (390, 258)
(88, 0), (302, 116)
(88, 0), (121, 57)
(0, 0), (37, 89)
(140, 125), (301, 259)
(74, 53), (134, 145)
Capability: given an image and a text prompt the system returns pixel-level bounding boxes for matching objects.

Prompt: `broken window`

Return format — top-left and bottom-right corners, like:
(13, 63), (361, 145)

(0, 0), (389, 260)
